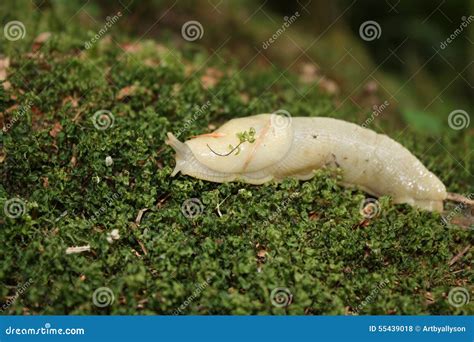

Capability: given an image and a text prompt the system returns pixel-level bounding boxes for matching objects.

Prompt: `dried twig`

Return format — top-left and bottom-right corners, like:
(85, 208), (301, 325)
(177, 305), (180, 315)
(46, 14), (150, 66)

(135, 208), (149, 226)
(216, 195), (231, 217)
(446, 193), (474, 206)
(66, 245), (90, 254)
(449, 244), (471, 266)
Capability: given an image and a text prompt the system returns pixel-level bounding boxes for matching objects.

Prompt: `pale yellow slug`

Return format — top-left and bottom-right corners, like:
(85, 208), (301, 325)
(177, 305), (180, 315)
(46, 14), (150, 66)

(166, 113), (450, 212)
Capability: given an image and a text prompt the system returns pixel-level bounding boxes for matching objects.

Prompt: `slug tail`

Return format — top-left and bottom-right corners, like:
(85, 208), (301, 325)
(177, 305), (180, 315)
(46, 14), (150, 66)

(165, 132), (191, 177)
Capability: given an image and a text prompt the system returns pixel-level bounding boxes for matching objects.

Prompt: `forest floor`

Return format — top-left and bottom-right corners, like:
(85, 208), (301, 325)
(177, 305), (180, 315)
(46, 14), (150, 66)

(1, 1), (472, 315)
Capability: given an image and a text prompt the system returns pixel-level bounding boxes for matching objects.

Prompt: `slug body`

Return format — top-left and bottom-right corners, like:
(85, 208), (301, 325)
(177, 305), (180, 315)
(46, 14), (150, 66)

(166, 114), (447, 212)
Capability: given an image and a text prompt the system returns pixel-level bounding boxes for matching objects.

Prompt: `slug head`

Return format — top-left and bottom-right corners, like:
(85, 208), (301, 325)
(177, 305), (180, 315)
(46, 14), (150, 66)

(166, 114), (294, 175)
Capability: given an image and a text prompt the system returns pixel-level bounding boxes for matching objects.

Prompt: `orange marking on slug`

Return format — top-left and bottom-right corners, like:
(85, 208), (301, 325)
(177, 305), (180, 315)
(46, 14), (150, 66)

(190, 132), (226, 139)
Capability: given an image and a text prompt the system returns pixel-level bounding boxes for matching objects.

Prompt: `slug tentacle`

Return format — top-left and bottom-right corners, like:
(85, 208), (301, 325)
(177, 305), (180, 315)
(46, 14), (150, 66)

(165, 132), (193, 176)
(166, 114), (458, 213)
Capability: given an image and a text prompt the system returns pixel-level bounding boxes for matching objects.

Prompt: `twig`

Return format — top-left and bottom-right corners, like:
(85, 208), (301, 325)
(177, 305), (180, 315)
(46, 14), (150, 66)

(216, 195), (231, 217)
(446, 192), (474, 206)
(156, 193), (171, 209)
(449, 244), (471, 266)
(66, 245), (91, 254)
(137, 240), (148, 256)
(135, 208), (149, 226)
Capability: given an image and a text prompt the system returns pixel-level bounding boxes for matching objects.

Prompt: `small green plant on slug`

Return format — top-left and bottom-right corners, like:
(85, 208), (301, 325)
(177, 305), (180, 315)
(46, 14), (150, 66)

(207, 127), (256, 156)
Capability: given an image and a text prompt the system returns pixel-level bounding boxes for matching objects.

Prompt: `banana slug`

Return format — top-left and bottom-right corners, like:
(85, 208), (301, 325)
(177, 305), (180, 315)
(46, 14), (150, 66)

(166, 113), (468, 212)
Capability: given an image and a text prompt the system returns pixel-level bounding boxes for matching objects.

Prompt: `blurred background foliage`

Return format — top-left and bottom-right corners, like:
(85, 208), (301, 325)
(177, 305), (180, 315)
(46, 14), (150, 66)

(2, 0), (474, 134)
(2, 0), (472, 133)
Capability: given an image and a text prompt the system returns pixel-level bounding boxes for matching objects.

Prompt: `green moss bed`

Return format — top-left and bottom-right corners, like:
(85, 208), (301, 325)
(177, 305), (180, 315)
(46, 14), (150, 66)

(1, 17), (473, 315)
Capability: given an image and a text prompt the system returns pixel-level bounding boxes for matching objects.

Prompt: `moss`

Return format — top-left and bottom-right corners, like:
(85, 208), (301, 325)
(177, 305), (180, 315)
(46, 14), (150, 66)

(1, 2), (473, 315)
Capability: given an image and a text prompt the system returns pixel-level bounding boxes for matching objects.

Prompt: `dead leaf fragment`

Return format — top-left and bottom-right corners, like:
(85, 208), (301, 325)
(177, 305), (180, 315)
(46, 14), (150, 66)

(424, 291), (435, 304)
(33, 32), (51, 51)
(49, 122), (63, 138)
(70, 155), (77, 167)
(3, 81), (11, 90)
(62, 96), (79, 107)
(200, 67), (223, 89)
(5, 104), (19, 114)
(116, 84), (139, 100)
(239, 93), (249, 104)
(121, 43), (142, 53)
(319, 77), (340, 95)
(0, 57), (10, 81)
(299, 63), (320, 84)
